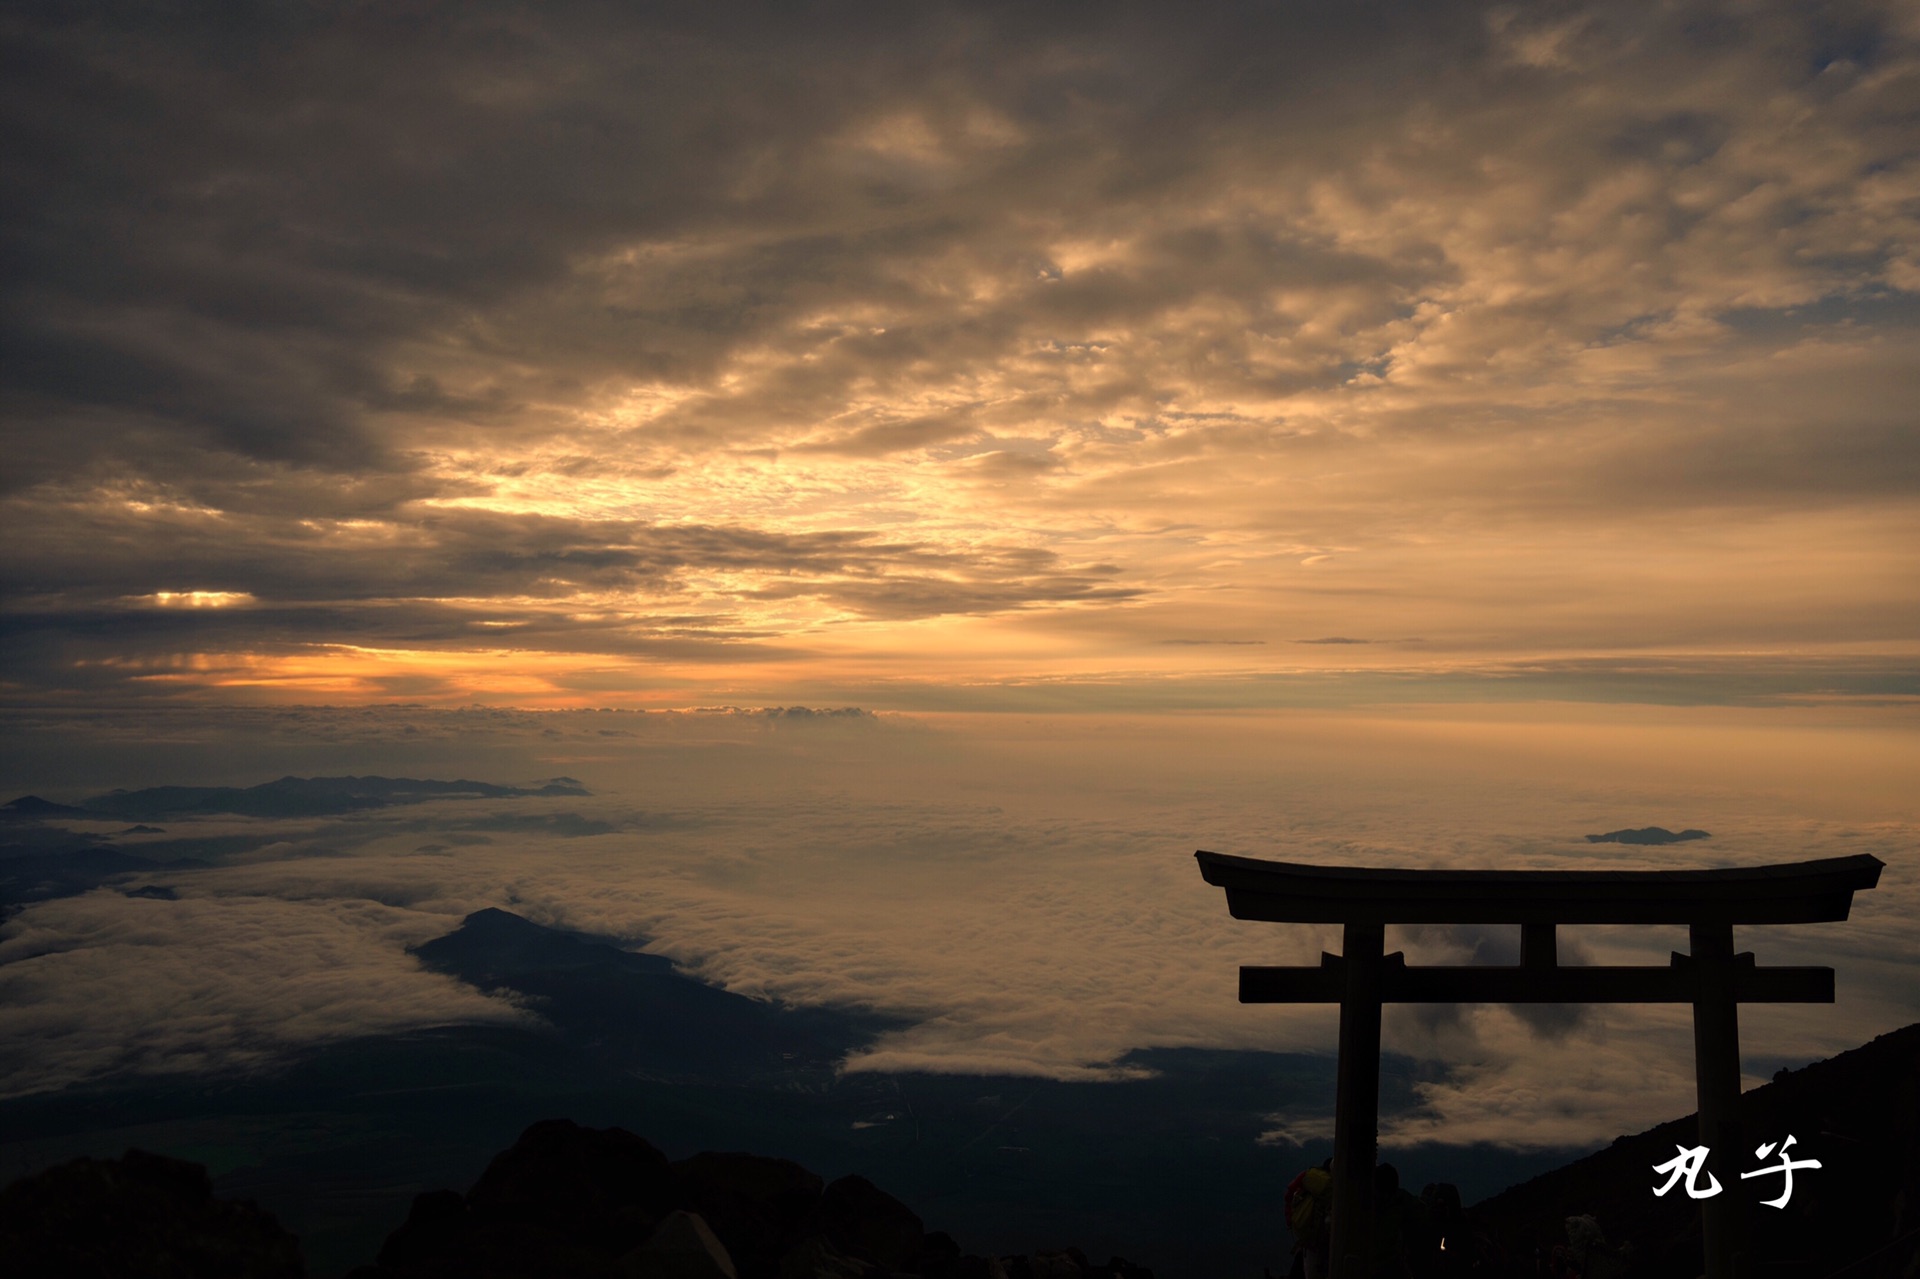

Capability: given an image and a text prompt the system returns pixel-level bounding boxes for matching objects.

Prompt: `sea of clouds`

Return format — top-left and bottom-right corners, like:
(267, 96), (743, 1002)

(1, 702), (1914, 1151)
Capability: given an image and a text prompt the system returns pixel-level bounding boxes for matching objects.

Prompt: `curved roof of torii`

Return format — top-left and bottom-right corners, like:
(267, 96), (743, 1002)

(1194, 851), (1884, 925)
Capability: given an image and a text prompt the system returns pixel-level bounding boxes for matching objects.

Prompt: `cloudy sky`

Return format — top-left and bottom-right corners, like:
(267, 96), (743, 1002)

(2, 0), (1918, 1163)
(5, 0), (1917, 706)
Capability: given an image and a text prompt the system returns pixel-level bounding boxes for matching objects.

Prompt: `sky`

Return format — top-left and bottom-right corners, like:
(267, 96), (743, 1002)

(4, 0), (1918, 707)
(2, 0), (1918, 1164)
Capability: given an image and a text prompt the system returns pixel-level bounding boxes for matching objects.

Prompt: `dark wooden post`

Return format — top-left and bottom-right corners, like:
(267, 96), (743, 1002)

(1691, 922), (1748, 1279)
(1522, 921), (1556, 969)
(1329, 921), (1384, 1279)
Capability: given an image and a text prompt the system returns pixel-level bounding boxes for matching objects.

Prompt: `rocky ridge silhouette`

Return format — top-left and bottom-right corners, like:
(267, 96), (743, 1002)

(7, 1025), (1916, 1277)
(0, 1147), (305, 1277)
(345, 1118), (1156, 1279)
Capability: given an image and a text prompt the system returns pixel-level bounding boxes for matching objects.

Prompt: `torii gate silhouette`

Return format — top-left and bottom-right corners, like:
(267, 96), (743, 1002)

(1195, 851), (1883, 1279)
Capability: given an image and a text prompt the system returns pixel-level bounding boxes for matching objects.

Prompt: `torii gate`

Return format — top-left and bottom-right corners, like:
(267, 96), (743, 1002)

(1195, 852), (1883, 1279)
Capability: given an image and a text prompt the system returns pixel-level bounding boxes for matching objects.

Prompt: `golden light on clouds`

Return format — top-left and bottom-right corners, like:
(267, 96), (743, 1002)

(0, 1), (1915, 710)
(135, 592), (257, 609)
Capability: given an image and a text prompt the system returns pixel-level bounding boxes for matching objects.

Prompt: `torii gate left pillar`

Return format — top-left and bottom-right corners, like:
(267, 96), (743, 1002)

(1328, 921), (1384, 1279)
(1195, 852), (1882, 1279)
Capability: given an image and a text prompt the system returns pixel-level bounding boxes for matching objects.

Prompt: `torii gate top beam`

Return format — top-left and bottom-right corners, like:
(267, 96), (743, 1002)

(1194, 851), (1882, 925)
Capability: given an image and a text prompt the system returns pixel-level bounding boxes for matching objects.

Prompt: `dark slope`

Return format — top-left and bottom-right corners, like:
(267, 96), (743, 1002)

(1468, 1022), (1920, 1277)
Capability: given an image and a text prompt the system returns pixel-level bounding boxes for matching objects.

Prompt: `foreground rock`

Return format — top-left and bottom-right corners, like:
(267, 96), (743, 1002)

(0, 1148), (304, 1277)
(350, 1118), (1156, 1279)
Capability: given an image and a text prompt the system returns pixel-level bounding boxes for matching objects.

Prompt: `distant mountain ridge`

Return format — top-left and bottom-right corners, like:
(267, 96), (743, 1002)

(1584, 826), (1711, 845)
(4, 775), (590, 823)
(78, 775), (591, 820)
(0, 776), (595, 910)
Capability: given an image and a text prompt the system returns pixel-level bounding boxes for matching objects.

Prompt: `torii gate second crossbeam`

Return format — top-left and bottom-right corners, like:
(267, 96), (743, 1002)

(1195, 852), (1883, 1279)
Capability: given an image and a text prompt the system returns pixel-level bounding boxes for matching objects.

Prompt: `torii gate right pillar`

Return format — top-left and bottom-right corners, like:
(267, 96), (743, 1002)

(1328, 921), (1383, 1278)
(1692, 922), (1749, 1279)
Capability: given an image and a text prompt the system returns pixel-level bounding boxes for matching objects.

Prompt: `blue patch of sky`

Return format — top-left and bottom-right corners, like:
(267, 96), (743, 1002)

(1804, 14), (1886, 76)
(1587, 311), (1674, 348)
(1717, 287), (1920, 338)
(1334, 354), (1393, 383)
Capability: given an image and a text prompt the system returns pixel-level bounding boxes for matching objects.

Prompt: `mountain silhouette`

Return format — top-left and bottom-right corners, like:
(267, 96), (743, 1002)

(1584, 827), (1711, 845)
(352, 1118), (1153, 1279)
(0, 795), (90, 821)
(76, 775), (591, 821)
(0, 1148), (303, 1277)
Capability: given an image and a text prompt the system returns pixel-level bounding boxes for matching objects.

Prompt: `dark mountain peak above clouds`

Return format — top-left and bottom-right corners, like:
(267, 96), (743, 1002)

(0, 795), (90, 821)
(78, 775), (592, 821)
(410, 908), (907, 1079)
(412, 907), (678, 984)
(1584, 826), (1710, 845)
